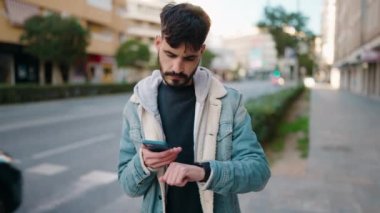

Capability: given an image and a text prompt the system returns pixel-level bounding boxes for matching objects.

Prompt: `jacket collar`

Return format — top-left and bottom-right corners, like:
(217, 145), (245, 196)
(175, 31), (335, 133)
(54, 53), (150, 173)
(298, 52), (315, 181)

(131, 67), (226, 113)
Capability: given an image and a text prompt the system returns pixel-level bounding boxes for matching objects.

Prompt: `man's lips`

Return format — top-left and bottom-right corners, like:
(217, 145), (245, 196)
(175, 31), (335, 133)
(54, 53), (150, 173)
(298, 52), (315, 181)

(168, 75), (185, 80)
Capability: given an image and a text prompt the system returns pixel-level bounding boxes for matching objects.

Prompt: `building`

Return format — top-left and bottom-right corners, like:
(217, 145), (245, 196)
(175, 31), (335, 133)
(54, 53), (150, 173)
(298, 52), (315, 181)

(334, 0), (380, 98)
(317, 0), (336, 83)
(222, 30), (277, 79)
(122, 0), (169, 83)
(125, 0), (167, 43)
(0, 0), (132, 85)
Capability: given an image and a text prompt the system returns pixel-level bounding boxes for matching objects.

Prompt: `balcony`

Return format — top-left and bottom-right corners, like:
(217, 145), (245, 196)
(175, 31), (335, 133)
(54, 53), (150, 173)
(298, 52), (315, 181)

(127, 26), (160, 39)
(126, 12), (160, 24)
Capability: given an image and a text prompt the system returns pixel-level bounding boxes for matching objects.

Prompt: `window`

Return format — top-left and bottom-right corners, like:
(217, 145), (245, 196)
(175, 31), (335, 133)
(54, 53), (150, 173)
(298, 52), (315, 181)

(86, 0), (112, 11)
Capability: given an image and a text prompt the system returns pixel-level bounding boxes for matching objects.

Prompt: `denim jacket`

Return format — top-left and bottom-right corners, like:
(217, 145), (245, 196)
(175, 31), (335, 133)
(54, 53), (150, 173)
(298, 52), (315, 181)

(118, 68), (271, 213)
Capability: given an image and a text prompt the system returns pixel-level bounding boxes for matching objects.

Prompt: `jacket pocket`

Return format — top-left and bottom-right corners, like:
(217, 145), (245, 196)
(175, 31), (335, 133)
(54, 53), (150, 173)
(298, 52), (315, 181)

(216, 122), (233, 160)
(217, 122), (233, 142)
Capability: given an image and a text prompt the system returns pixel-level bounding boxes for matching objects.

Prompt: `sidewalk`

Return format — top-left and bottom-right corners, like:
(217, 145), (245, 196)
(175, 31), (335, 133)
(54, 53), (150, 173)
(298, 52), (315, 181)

(240, 85), (380, 213)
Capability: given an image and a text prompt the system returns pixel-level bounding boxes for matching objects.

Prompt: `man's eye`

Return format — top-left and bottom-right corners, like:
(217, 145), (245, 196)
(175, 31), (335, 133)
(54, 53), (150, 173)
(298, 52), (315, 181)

(167, 54), (176, 58)
(185, 57), (196, 61)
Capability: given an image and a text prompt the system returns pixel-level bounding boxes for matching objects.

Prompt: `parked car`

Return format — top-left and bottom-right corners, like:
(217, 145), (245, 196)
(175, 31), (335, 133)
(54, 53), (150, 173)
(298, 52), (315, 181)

(0, 150), (22, 213)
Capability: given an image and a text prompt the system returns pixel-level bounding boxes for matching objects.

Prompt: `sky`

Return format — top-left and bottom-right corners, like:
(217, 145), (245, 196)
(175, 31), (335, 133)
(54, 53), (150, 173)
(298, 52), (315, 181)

(176, 0), (323, 39)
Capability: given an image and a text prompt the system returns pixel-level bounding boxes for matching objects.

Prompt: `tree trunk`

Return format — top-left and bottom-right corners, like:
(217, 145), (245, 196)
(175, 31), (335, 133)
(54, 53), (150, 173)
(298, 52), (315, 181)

(59, 63), (70, 83)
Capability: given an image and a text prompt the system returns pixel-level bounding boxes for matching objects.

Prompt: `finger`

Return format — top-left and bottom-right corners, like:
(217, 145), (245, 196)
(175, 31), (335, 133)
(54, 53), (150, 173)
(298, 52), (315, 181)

(177, 177), (188, 187)
(174, 165), (187, 186)
(144, 150), (181, 166)
(149, 159), (173, 169)
(143, 147), (182, 160)
(165, 163), (176, 186)
(145, 152), (180, 168)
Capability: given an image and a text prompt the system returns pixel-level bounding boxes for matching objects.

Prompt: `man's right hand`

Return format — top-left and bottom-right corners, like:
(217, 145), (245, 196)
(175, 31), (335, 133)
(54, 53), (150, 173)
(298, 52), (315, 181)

(141, 146), (182, 169)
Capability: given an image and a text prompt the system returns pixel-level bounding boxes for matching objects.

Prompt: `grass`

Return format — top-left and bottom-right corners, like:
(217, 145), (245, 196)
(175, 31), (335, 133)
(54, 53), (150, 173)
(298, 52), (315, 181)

(266, 89), (310, 159)
(298, 136), (309, 158)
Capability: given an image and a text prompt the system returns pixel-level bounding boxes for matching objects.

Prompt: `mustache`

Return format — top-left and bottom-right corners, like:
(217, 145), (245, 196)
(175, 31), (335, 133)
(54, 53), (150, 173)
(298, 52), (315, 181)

(164, 71), (188, 78)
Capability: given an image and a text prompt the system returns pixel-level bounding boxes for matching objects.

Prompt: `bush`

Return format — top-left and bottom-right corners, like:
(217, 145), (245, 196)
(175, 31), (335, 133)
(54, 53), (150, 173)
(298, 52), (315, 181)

(245, 86), (304, 145)
(0, 83), (135, 104)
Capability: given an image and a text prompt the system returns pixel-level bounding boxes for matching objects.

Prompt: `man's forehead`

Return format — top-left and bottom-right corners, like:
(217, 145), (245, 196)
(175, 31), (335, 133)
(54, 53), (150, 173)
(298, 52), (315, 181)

(161, 39), (201, 54)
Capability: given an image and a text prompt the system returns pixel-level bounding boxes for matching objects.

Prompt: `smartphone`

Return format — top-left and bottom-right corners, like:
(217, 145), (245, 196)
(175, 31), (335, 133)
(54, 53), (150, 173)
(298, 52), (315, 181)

(142, 140), (170, 152)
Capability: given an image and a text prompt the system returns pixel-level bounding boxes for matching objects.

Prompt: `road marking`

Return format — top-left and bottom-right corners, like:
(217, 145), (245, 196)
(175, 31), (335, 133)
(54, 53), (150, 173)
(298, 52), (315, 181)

(80, 170), (118, 184)
(0, 109), (119, 133)
(26, 163), (67, 176)
(95, 195), (142, 213)
(32, 134), (115, 160)
(30, 170), (117, 213)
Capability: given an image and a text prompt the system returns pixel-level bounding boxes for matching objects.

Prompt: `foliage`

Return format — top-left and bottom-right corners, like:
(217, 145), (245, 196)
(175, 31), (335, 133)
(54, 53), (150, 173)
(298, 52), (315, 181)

(257, 6), (313, 57)
(20, 13), (89, 69)
(201, 49), (216, 68)
(298, 53), (315, 76)
(245, 86), (304, 144)
(0, 83), (135, 104)
(116, 39), (151, 69)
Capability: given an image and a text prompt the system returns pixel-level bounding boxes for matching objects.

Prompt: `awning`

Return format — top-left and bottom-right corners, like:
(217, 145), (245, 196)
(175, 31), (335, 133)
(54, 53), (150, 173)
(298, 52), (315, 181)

(359, 50), (380, 63)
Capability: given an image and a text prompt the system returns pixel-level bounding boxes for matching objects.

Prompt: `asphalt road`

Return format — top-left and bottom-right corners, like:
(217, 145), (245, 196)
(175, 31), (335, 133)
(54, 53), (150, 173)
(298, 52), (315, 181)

(0, 79), (292, 213)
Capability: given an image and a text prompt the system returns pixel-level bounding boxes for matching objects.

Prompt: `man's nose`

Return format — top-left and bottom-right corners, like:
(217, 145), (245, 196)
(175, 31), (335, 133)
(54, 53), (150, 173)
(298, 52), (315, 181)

(172, 59), (184, 73)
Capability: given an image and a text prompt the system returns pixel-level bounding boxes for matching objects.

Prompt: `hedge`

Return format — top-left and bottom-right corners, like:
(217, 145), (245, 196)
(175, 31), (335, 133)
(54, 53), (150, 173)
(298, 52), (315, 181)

(0, 83), (135, 104)
(245, 86), (304, 145)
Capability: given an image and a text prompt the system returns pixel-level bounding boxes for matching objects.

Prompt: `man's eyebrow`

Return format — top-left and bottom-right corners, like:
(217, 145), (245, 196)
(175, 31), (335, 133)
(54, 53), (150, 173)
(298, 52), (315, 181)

(163, 50), (176, 56)
(163, 50), (198, 58)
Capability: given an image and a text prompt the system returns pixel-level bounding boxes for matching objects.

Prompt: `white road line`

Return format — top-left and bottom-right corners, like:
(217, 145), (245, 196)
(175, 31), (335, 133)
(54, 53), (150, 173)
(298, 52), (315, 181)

(30, 170), (117, 213)
(26, 163), (67, 176)
(0, 109), (119, 133)
(95, 195), (142, 213)
(32, 134), (115, 160)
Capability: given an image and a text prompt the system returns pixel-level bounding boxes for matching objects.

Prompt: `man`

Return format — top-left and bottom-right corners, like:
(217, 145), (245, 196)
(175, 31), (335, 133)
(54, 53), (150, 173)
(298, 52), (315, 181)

(118, 3), (270, 213)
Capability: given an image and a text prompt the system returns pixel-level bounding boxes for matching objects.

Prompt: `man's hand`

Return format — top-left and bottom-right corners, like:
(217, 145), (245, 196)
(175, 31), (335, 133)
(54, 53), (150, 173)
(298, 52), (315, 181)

(159, 162), (205, 187)
(141, 146), (182, 169)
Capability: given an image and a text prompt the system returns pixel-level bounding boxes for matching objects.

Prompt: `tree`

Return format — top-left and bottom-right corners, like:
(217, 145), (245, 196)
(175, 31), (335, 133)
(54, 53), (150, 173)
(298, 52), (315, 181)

(257, 6), (316, 75)
(201, 49), (216, 68)
(257, 6), (312, 57)
(20, 13), (89, 83)
(115, 39), (150, 69)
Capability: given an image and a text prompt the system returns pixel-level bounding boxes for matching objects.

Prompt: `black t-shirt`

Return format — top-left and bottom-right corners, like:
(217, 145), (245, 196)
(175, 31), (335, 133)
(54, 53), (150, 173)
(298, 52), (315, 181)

(157, 82), (203, 213)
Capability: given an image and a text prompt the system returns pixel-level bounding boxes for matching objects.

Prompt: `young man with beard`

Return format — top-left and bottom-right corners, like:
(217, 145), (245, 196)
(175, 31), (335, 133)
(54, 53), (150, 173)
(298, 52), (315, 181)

(118, 3), (270, 213)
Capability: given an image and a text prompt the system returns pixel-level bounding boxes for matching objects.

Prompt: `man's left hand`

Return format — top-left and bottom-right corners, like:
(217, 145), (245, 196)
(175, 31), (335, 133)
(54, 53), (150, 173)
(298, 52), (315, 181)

(159, 162), (205, 187)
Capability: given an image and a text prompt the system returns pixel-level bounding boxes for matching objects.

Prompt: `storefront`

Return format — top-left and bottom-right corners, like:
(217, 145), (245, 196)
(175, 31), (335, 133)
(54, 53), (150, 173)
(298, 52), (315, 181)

(86, 54), (116, 84)
(0, 43), (39, 85)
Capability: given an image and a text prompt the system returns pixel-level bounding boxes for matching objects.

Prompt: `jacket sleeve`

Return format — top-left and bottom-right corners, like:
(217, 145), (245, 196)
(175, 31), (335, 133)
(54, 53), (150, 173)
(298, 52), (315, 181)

(205, 94), (271, 194)
(118, 102), (156, 197)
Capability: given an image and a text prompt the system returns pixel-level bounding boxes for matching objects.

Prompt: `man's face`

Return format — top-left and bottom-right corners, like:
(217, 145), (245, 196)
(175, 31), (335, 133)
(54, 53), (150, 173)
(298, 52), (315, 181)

(155, 36), (205, 87)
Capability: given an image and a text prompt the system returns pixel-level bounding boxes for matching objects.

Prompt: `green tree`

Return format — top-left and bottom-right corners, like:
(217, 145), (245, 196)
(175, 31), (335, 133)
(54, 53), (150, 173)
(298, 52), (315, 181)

(20, 13), (89, 83)
(115, 39), (150, 69)
(257, 6), (312, 57)
(201, 49), (216, 68)
(257, 6), (316, 75)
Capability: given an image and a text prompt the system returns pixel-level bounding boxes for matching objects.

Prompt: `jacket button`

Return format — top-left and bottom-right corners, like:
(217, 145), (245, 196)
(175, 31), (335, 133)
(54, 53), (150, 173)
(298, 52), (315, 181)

(158, 195), (162, 200)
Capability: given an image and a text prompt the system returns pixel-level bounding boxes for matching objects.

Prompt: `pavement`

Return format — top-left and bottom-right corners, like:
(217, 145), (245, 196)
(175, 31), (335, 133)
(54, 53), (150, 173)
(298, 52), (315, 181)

(239, 85), (380, 213)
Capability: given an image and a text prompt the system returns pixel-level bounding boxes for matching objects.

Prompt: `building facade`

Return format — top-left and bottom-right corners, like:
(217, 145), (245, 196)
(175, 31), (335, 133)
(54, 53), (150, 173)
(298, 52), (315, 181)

(317, 0), (336, 83)
(0, 0), (131, 85)
(223, 31), (278, 79)
(0, 0), (168, 85)
(125, 0), (165, 43)
(334, 0), (380, 98)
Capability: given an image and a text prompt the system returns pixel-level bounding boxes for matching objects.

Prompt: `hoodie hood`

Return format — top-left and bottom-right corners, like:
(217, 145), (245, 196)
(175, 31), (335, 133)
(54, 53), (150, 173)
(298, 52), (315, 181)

(133, 67), (213, 115)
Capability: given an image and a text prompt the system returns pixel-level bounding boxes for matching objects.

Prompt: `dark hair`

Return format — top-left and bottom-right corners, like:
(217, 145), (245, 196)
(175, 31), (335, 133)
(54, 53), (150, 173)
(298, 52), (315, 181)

(160, 3), (211, 51)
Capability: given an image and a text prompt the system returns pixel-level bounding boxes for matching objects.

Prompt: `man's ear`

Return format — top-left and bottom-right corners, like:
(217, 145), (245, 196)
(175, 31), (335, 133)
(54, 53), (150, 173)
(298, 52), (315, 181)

(200, 44), (206, 54)
(155, 35), (162, 51)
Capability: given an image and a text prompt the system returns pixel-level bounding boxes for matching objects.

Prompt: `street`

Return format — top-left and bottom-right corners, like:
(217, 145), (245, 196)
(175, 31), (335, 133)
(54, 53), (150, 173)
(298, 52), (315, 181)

(0, 80), (285, 213)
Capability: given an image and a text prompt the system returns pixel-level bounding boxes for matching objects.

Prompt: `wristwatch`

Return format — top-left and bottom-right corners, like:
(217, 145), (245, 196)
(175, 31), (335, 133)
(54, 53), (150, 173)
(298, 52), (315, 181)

(194, 162), (211, 182)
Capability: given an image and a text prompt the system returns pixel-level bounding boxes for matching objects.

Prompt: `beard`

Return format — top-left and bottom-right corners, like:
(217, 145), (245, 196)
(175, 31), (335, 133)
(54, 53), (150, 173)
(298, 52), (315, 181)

(158, 54), (198, 87)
